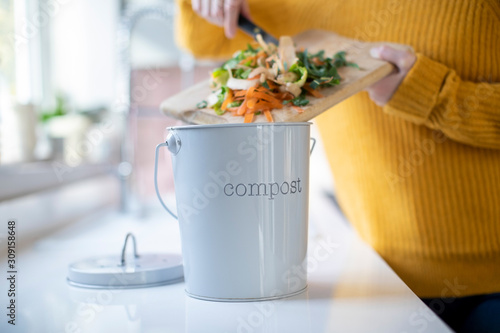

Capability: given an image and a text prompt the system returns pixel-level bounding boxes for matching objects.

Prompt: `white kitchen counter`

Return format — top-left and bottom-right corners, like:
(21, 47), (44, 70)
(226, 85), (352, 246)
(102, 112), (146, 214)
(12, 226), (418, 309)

(0, 189), (452, 333)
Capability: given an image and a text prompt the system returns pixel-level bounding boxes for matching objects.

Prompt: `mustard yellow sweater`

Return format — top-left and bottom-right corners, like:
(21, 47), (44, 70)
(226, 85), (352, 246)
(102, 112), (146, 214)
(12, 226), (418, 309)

(175, 0), (500, 298)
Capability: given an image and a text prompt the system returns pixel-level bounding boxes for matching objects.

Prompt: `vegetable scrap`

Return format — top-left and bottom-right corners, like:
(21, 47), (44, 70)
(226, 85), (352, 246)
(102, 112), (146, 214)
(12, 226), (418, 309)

(198, 35), (358, 123)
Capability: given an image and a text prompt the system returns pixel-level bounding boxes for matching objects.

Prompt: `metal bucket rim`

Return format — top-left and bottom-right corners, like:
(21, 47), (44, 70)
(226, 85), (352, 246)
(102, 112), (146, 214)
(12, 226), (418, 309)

(167, 122), (312, 131)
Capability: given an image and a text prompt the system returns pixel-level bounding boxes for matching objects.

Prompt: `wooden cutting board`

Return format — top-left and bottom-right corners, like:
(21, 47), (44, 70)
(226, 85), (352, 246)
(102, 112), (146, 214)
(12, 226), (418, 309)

(160, 30), (410, 124)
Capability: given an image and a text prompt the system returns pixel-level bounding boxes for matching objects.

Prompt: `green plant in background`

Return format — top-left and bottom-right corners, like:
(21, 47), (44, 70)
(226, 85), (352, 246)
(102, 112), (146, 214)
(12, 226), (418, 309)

(40, 95), (68, 122)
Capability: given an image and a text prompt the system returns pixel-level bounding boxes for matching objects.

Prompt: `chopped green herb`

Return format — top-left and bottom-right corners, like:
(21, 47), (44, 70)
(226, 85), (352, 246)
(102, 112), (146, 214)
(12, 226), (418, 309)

(311, 50), (325, 61)
(240, 69), (252, 79)
(295, 48), (357, 90)
(210, 87), (229, 115)
(223, 58), (239, 70)
(246, 43), (258, 54)
(196, 100), (207, 108)
(287, 93), (309, 107)
(333, 51), (359, 69)
(227, 101), (243, 108)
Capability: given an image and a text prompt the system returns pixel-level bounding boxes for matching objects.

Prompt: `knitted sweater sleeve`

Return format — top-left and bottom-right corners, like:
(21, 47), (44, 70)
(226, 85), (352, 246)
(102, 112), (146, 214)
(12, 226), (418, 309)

(384, 54), (500, 150)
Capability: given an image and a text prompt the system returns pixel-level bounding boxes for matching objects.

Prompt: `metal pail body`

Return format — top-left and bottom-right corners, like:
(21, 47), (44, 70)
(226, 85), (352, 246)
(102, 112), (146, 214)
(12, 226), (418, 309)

(156, 123), (311, 301)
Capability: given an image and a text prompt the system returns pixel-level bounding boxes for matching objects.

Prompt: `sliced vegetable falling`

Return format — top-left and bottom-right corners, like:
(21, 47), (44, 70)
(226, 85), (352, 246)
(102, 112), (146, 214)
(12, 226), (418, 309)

(198, 35), (358, 123)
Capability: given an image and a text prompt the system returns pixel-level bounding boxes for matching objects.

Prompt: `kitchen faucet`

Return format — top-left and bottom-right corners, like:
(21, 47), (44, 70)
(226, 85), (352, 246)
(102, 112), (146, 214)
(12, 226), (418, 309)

(115, 1), (194, 213)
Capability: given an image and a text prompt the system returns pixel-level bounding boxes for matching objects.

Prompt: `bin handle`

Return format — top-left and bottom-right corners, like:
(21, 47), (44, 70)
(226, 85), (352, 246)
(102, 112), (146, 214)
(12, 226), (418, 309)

(154, 142), (178, 220)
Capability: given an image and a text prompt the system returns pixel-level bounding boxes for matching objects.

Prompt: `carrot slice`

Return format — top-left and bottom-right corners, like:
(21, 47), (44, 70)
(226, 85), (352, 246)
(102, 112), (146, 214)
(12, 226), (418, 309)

(255, 85), (271, 92)
(266, 80), (278, 90)
(264, 110), (274, 122)
(221, 89), (234, 111)
(311, 57), (325, 66)
(274, 92), (294, 100)
(245, 86), (257, 100)
(234, 90), (247, 97)
(251, 92), (282, 105)
(303, 84), (324, 98)
(255, 86), (283, 99)
(246, 97), (258, 109)
(237, 100), (248, 116)
(239, 55), (256, 66)
(253, 100), (283, 110)
(244, 112), (254, 123)
(292, 106), (305, 113)
(256, 50), (267, 58)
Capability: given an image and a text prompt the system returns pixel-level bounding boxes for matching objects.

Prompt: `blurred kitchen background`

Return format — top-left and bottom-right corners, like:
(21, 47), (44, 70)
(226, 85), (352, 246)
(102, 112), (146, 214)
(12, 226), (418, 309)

(0, 0), (225, 242)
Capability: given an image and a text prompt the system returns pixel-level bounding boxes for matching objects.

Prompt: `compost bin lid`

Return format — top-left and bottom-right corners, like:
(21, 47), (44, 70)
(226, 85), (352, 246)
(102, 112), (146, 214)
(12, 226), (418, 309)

(67, 233), (183, 289)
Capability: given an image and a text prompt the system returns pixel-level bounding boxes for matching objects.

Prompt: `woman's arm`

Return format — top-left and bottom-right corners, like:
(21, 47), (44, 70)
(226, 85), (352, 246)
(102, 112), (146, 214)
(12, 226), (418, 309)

(370, 46), (500, 150)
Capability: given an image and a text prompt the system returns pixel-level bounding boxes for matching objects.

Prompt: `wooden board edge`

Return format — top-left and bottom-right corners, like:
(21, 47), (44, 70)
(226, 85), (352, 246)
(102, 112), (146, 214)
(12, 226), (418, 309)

(287, 62), (395, 122)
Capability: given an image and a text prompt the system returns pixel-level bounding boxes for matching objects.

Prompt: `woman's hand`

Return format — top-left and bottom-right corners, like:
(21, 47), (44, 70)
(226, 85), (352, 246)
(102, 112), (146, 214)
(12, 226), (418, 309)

(366, 46), (416, 106)
(192, 0), (252, 39)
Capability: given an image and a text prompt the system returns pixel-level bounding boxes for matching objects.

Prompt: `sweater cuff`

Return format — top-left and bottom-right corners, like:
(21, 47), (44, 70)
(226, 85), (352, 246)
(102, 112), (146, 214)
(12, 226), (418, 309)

(383, 54), (450, 124)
